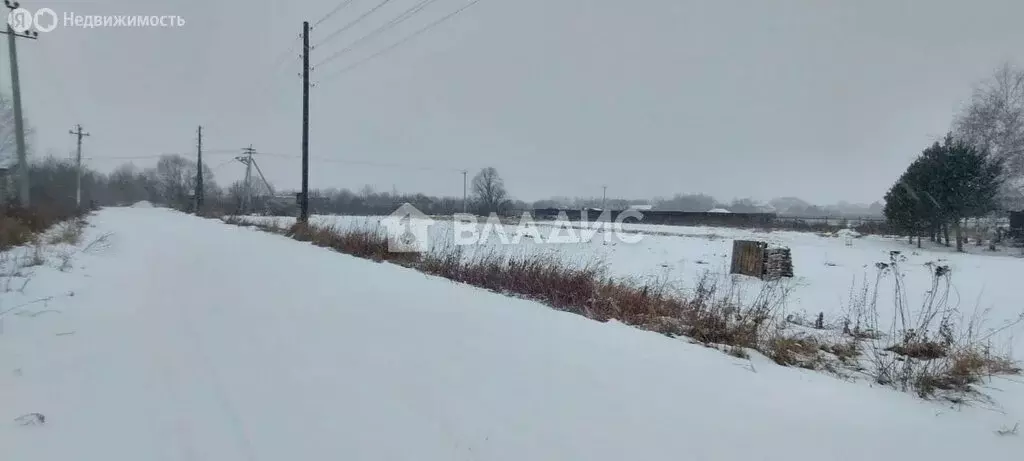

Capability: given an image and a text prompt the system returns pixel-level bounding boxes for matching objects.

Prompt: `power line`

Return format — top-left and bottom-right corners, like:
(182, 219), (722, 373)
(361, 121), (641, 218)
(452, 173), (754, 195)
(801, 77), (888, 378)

(312, 0), (358, 28)
(312, 0), (396, 49)
(211, 157), (238, 170)
(317, 157), (463, 173)
(254, 151), (464, 173)
(82, 149), (243, 161)
(83, 154), (190, 161)
(79, 149), (465, 175)
(318, 0), (484, 84)
(268, 37), (303, 72)
(313, 0), (443, 70)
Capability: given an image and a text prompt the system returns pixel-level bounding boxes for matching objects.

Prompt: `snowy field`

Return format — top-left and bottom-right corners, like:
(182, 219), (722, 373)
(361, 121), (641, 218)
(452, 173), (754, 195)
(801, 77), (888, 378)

(245, 213), (1024, 352)
(3, 208), (1023, 460)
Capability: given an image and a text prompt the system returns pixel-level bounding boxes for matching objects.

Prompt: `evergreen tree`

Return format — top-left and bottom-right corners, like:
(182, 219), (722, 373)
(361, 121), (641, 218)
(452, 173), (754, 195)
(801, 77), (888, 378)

(883, 133), (1004, 251)
(927, 134), (1004, 251)
(884, 159), (936, 246)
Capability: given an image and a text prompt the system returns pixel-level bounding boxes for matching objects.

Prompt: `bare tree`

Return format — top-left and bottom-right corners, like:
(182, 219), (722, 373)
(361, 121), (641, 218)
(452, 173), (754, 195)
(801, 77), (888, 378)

(154, 154), (216, 210)
(0, 92), (36, 199)
(224, 180), (247, 213)
(953, 63), (1024, 210)
(471, 167), (508, 213)
(155, 154), (192, 207)
(106, 163), (159, 205)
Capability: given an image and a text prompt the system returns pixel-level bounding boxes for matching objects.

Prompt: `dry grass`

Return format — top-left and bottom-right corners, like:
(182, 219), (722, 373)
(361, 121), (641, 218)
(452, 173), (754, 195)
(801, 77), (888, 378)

(840, 251), (1024, 398)
(56, 249), (75, 272)
(1, 203), (88, 251)
(16, 239), (47, 268)
(726, 345), (750, 359)
(420, 246), (789, 355)
(886, 340), (949, 361)
(47, 218), (86, 245)
(0, 215), (35, 250)
(820, 339), (860, 365)
(764, 333), (821, 367)
(288, 221), (421, 265)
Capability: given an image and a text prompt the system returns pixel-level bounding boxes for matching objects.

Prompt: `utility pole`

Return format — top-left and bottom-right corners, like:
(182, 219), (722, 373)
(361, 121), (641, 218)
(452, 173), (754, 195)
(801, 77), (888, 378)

(237, 145), (255, 214)
(602, 185), (607, 210)
(300, 20), (310, 222)
(3, 1), (38, 207)
(462, 170), (467, 213)
(234, 146), (276, 215)
(194, 126), (203, 212)
(68, 124), (89, 209)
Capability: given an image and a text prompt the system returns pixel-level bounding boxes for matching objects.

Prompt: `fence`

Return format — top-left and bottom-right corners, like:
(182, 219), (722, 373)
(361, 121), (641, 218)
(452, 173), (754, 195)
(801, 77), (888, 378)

(531, 208), (777, 228)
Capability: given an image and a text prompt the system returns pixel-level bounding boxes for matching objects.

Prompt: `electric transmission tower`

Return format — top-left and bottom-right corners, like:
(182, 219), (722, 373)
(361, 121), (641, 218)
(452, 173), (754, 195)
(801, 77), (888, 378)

(234, 146), (275, 215)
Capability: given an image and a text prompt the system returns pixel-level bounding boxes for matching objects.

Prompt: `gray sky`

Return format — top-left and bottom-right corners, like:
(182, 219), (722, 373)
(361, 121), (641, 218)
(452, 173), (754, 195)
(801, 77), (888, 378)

(5, 0), (1024, 204)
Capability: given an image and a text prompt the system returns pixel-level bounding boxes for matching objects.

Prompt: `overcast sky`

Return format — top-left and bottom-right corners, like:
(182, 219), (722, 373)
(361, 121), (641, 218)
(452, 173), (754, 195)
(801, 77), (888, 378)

(4, 0), (1024, 204)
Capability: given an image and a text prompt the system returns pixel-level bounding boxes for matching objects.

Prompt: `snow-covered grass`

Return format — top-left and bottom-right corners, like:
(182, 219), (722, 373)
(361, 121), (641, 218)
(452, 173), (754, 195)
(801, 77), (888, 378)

(238, 214), (1024, 347)
(3, 207), (1024, 460)
(227, 213), (1024, 401)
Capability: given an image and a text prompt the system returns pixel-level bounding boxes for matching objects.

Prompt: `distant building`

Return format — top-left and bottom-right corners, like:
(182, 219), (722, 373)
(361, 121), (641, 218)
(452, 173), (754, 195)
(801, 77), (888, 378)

(629, 204), (653, 211)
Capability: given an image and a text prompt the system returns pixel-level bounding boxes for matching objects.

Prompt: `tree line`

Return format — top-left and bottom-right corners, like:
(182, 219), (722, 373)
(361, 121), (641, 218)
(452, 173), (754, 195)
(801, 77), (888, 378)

(883, 63), (1024, 251)
(1, 148), (530, 218)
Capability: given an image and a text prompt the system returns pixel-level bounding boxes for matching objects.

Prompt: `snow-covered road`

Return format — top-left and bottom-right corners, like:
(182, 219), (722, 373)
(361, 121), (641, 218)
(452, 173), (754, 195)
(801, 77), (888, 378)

(2, 208), (1022, 460)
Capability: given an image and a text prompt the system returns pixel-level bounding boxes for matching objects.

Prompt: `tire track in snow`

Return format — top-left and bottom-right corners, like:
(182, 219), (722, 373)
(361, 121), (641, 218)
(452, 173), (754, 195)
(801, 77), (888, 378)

(122, 224), (202, 461)
(131, 216), (260, 461)
(142, 308), (201, 461)
(167, 242), (261, 461)
(173, 303), (261, 461)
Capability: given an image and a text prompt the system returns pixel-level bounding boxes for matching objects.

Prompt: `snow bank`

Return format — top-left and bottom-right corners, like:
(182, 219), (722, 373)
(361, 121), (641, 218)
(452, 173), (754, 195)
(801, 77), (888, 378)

(836, 228), (861, 239)
(130, 200), (153, 208)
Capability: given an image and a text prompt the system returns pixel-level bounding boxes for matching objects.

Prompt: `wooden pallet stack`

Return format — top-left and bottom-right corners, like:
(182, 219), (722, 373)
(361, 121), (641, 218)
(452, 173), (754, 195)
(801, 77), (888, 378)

(763, 246), (794, 279)
(729, 240), (767, 278)
(730, 240), (794, 280)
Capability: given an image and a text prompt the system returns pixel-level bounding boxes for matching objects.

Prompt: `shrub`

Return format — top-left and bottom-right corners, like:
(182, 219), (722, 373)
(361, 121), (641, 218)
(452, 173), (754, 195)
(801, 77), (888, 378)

(48, 218), (85, 245)
(1, 202), (88, 250)
(0, 215), (34, 250)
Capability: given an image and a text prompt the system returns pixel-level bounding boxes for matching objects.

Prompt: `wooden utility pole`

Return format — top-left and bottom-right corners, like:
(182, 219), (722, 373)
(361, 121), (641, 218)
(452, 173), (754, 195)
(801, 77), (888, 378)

(462, 170), (467, 213)
(602, 185), (607, 210)
(2, 1), (39, 206)
(68, 124), (89, 209)
(300, 20), (310, 222)
(195, 126), (203, 212)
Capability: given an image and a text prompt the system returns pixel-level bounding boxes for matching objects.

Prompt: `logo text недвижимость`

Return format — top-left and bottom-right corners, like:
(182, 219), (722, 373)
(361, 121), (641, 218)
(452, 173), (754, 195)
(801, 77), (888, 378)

(7, 7), (185, 34)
